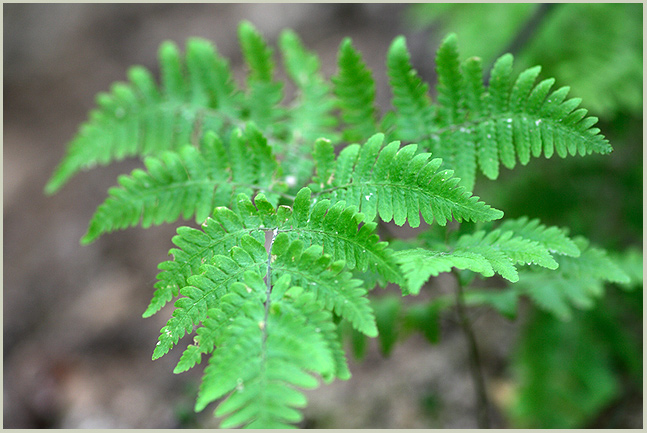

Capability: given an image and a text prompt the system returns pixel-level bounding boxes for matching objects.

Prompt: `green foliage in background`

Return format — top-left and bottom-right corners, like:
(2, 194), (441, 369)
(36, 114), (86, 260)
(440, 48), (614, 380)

(406, 3), (643, 428)
(46, 12), (641, 428)
(407, 3), (642, 118)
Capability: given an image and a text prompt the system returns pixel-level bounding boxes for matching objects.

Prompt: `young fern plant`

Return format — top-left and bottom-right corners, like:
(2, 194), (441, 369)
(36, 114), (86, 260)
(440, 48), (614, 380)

(46, 21), (627, 428)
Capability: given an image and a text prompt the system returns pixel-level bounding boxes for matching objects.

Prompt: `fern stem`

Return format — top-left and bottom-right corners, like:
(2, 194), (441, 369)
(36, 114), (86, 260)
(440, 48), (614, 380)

(263, 228), (279, 347)
(453, 270), (491, 428)
(494, 3), (558, 70)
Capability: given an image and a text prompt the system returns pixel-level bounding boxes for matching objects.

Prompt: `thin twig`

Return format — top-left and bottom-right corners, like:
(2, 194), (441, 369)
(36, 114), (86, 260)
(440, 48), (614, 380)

(453, 270), (491, 428)
(489, 3), (559, 73)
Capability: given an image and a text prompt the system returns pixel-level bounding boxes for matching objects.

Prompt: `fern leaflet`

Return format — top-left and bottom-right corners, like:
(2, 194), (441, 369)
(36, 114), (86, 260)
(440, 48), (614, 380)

(151, 197), (383, 426)
(194, 284), (342, 428)
(398, 217), (581, 294)
(385, 36), (436, 149)
(514, 237), (630, 320)
(238, 21), (285, 136)
(277, 29), (339, 186)
(382, 34), (613, 191)
(332, 38), (380, 143)
(45, 38), (244, 194)
(82, 125), (283, 244)
(270, 234), (378, 337)
(310, 133), (504, 228)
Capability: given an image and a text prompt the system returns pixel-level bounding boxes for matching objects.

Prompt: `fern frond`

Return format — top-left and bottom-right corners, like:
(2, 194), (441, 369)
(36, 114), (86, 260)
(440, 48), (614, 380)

(238, 21), (285, 134)
(45, 38), (242, 194)
(152, 235), (267, 359)
(386, 36), (436, 147)
(82, 125), (282, 245)
(395, 249), (493, 295)
(454, 228), (559, 282)
(332, 38), (379, 142)
(173, 285), (249, 374)
(195, 288), (340, 428)
(463, 40), (611, 188)
(274, 284), (351, 382)
(285, 187), (402, 286)
(172, 242), (359, 382)
(146, 187), (399, 317)
(515, 237), (630, 320)
(385, 34), (613, 191)
(270, 234), (378, 337)
(143, 193), (273, 318)
(311, 133), (504, 228)
(497, 216), (580, 257)
(166, 243), (352, 427)
(277, 29), (338, 186)
(435, 34), (480, 188)
(279, 29), (338, 144)
(398, 217), (581, 292)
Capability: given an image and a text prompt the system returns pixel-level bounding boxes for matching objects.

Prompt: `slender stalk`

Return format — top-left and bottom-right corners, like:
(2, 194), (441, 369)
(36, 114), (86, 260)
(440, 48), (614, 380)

(497, 3), (558, 62)
(453, 271), (491, 428)
(262, 228), (279, 353)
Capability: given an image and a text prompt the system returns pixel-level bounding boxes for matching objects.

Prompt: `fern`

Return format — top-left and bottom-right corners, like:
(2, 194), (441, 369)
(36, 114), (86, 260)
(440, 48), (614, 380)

(332, 38), (380, 143)
(279, 30), (339, 145)
(310, 133), (503, 228)
(45, 38), (240, 194)
(44, 20), (636, 428)
(150, 190), (384, 426)
(270, 234), (378, 337)
(238, 21), (285, 135)
(82, 125), (283, 244)
(385, 36), (436, 149)
(408, 4), (643, 118)
(192, 280), (344, 428)
(514, 236), (630, 320)
(148, 188), (400, 319)
(396, 216), (581, 295)
(381, 34), (613, 191)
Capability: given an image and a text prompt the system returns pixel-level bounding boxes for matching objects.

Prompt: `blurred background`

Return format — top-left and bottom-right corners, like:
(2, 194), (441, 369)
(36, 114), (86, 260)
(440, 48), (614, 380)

(4, 3), (642, 428)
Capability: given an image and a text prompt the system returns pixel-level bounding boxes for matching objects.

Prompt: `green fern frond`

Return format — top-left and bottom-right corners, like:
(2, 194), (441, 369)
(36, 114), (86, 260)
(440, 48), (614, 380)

(286, 187), (402, 286)
(279, 29), (339, 144)
(238, 21), (285, 134)
(454, 228), (559, 282)
(82, 125), (282, 245)
(385, 34), (613, 191)
(157, 228), (358, 427)
(46, 21), (336, 196)
(311, 133), (504, 228)
(395, 249), (493, 295)
(43, 22), (632, 429)
(195, 286), (342, 428)
(332, 38), (379, 142)
(273, 284), (351, 382)
(152, 236), (267, 360)
(45, 38), (242, 194)
(146, 187), (400, 318)
(144, 193), (273, 318)
(497, 216), (580, 257)
(277, 29), (338, 187)
(515, 237), (630, 320)
(398, 217), (581, 293)
(434, 34), (481, 189)
(270, 234), (378, 337)
(386, 36), (436, 147)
